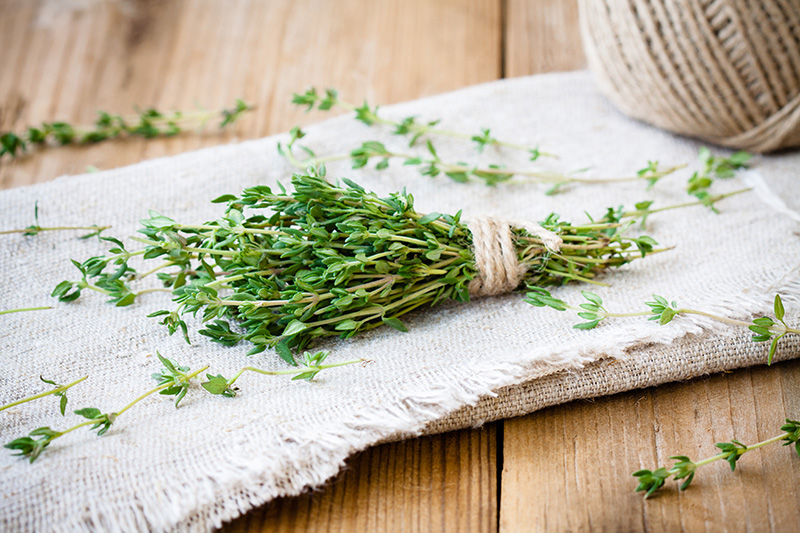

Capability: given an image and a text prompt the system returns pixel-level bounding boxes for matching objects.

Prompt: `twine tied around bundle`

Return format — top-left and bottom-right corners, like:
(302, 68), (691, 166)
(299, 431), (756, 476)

(578, 0), (800, 153)
(467, 217), (562, 298)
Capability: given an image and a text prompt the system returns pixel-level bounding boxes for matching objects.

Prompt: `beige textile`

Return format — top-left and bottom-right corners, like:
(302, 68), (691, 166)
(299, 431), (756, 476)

(1, 72), (799, 532)
(579, 0), (800, 153)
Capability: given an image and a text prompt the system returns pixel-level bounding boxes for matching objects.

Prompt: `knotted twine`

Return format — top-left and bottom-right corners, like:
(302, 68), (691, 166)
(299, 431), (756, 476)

(578, 0), (800, 153)
(466, 217), (563, 297)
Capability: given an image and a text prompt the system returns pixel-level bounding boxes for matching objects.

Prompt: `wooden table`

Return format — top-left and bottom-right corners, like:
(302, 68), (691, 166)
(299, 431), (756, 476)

(2, 1), (798, 530)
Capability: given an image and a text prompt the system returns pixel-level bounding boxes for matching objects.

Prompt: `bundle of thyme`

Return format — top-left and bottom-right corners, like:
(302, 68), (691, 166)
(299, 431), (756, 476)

(53, 166), (658, 364)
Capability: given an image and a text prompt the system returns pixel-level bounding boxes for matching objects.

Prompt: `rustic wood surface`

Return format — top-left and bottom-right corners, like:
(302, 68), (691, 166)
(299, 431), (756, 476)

(1, 1), (798, 531)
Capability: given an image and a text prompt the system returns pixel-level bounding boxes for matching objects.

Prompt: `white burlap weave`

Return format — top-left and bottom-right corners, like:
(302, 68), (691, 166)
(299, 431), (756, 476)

(1, 72), (799, 532)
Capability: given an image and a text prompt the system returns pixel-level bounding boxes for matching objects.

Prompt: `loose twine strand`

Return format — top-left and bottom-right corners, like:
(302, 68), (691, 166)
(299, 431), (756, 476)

(467, 217), (562, 298)
(578, 0), (800, 153)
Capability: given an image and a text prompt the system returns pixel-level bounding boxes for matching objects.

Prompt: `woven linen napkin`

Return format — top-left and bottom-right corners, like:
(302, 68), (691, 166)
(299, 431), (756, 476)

(1, 71), (799, 532)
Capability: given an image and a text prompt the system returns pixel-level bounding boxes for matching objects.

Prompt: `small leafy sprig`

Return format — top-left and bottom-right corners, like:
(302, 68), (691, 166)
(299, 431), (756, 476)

(292, 88), (555, 159)
(0, 99), (253, 161)
(748, 294), (794, 364)
(151, 353), (196, 407)
(4, 352), (361, 462)
(525, 291), (798, 365)
(202, 350), (366, 397)
(687, 147), (752, 212)
(633, 419), (800, 497)
(0, 203), (108, 238)
(4, 354), (208, 463)
(51, 235), (170, 306)
(279, 126), (685, 192)
(0, 375), (88, 415)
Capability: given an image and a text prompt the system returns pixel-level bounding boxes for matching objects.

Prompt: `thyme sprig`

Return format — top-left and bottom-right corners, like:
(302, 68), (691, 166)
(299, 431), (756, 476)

(687, 147), (752, 212)
(292, 88), (555, 159)
(54, 167), (664, 363)
(0, 306), (52, 316)
(0, 202), (108, 238)
(279, 127), (684, 191)
(525, 291), (798, 365)
(0, 225), (109, 237)
(50, 235), (171, 307)
(0, 375), (87, 415)
(202, 351), (367, 397)
(4, 354), (208, 463)
(4, 352), (360, 462)
(0, 99), (253, 161)
(633, 419), (800, 497)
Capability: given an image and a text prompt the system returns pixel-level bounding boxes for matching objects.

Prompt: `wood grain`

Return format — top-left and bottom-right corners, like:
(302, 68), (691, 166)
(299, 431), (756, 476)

(3, 1), (798, 532)
(1, 0), (504, 531)
(0, 0), (501, 189)
(505, 0), (585, 76)
(499, 360), (800, 532)
(502, 5), (800, 531)
(226, 426), (498, 533)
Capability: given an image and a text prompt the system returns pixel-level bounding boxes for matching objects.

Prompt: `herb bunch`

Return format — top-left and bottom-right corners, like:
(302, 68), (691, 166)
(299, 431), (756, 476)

(55, 167), (659, 363)
(0, 99), (253, 161)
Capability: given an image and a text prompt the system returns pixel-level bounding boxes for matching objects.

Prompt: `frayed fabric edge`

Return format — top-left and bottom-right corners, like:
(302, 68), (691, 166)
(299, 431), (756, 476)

(159, 271), (800, 532)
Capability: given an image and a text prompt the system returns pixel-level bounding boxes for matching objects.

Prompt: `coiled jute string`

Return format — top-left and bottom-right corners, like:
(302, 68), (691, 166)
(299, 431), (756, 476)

(467, 217), (562, 298)
(578, 0), (800, 153)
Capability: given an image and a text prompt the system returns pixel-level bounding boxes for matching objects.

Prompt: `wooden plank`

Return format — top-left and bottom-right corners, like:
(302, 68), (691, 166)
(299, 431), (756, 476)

(0, 0), (502, 190)
(226, 427), (498, 533)
(502, 3), (799, 530)
(499, 360), (800, 531)
(504, 0), (585, 76)
(0, 0), (503, 530)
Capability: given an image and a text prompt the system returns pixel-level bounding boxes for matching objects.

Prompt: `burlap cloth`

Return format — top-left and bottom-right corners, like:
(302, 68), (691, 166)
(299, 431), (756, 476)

(1, 72), (799, 531)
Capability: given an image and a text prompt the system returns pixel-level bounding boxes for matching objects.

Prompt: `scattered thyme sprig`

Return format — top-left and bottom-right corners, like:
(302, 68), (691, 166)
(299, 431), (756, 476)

(202, 351), (367, 396)
(4, 354), (208, 462)
(0, 306), (52, 316)
(288, 91), (753, 200)
(687, 147), (752, 212)
(0, 99), (253, 161)
(633, 419), (800, 497)
(292, 88), (555, 159)
(279, 126), (685, 191)
(525, 291), (798, 365)
(54, 167), (667, 363)
(0, 375), (88, 415)
(51, 235), (171, 307)
(0, 202), (108, 238)
(4, 351), (360, 462)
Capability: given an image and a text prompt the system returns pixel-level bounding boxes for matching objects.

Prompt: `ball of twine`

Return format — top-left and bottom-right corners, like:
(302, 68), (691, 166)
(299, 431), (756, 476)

(578, 0), (800, 153)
